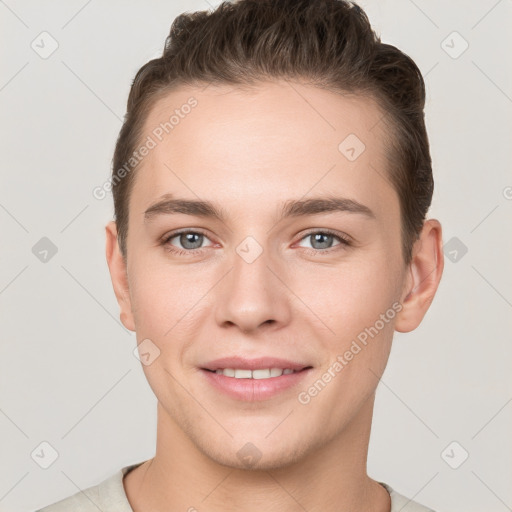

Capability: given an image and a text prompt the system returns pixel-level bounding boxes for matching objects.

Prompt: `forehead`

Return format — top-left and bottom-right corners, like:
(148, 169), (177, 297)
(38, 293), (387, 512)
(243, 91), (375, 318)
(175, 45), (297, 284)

(130, 80), (396, 219)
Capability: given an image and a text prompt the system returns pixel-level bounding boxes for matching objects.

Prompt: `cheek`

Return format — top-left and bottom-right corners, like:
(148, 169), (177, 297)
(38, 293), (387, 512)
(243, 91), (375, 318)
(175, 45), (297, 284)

(293, 259), (400, 425)
(292, 254), (403, 341)
(129, 259), (192, 323)
(127, 260), (217, 362)
(127, 264), (208, 398)
(129, 270), (170, 332)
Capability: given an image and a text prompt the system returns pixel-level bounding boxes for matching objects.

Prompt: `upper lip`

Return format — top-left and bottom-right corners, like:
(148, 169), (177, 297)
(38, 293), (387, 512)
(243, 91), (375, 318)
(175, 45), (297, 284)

(201, 356), (312, 372)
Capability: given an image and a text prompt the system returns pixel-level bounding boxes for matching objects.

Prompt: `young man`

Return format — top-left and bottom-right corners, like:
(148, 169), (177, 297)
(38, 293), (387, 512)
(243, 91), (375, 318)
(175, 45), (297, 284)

(38, 0), (443, 510)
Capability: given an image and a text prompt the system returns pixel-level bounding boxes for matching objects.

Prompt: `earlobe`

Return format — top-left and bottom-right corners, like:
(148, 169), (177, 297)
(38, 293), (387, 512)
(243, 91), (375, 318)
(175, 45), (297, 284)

(394, 219), (444, 333)
(105, 221), (136, 332)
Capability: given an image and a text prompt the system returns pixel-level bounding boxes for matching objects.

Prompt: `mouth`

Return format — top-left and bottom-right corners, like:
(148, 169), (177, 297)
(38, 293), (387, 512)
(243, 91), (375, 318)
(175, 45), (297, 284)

(200, 357), (313, 401)
(202, 367), (312, 379)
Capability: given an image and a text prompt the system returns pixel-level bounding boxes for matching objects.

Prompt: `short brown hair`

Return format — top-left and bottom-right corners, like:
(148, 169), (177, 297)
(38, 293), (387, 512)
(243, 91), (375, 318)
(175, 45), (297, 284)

(112, 0), (433, 266)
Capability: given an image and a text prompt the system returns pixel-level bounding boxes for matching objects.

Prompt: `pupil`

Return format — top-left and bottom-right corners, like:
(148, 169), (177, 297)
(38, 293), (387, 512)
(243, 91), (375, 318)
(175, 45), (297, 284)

(182, 233), (202, 249)
(312, 233), (332, 249)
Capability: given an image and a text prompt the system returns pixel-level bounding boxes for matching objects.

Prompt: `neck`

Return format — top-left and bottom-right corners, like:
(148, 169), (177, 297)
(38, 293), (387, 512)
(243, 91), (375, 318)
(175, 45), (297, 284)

(124, 393), (390, 512)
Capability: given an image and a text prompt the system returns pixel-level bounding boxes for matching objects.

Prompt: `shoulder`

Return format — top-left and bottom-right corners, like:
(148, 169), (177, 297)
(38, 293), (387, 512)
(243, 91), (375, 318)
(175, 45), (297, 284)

(35, 462), (145, 512)
(379, 481), (437, 512)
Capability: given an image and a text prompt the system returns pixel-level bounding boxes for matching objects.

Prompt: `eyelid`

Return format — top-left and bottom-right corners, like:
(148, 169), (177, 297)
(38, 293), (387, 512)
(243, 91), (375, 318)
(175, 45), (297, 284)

(296, 228), (352, 245)
(161, 227), (352, 255)
(161, 227), (212, 241)
(161, 228), (215, 250)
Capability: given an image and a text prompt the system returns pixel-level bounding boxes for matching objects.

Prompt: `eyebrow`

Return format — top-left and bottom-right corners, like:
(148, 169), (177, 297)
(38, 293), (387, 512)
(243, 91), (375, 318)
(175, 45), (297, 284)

(144, 194), (376, 223)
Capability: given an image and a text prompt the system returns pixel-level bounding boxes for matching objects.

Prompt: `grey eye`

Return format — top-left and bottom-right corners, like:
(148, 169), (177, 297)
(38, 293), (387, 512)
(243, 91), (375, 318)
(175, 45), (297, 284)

(311, 233), (333, 249)
(177, 232), (204, 250)
(297, 231), (345, 251)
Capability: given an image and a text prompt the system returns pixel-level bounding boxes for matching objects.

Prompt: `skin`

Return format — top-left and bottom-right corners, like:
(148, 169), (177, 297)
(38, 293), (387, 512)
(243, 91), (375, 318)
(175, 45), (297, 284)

(105, 80), (444, 512)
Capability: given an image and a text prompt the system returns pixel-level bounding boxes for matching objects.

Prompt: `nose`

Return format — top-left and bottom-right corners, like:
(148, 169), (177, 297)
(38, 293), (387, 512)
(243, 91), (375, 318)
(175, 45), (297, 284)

(214, 242), (291, 334)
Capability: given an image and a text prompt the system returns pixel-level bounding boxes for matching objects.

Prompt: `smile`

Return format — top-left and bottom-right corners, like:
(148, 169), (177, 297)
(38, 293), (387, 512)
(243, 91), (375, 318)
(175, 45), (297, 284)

(201, 366), (313, 401)
(208, 368), (299, 379)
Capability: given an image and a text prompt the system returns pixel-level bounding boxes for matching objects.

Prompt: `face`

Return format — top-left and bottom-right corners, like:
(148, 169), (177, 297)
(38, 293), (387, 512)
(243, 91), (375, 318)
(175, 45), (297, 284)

(109, 80), (419, 470)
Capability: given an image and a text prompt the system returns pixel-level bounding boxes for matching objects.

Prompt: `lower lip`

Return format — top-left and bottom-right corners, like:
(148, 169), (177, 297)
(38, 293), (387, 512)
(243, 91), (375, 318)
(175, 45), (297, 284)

(200, 368), (312, 401)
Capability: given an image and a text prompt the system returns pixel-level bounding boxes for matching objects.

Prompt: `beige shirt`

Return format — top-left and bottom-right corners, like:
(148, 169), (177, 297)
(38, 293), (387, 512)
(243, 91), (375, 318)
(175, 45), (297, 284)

(36, 461), (436, 512)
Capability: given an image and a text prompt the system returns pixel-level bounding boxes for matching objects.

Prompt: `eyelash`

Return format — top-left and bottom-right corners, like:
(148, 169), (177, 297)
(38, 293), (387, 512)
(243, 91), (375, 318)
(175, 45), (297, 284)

(161, 228), (352, 257)
(297, 228), (352, 256)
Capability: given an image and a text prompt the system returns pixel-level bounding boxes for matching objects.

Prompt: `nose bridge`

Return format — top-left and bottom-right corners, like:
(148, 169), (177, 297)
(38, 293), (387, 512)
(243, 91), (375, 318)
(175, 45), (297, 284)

(214, 235), (290, 332)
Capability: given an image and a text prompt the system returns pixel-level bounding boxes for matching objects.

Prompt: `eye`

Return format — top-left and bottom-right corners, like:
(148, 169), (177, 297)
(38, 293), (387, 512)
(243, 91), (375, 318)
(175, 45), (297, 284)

(160, 228), (351, 257)
(161, 229), (214, 255)
(296, 229), (351, 254)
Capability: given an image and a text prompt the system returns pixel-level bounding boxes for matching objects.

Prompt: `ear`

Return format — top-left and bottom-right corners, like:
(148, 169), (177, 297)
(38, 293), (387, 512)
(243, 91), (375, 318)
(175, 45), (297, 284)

(105, 221), (136, 332)
(394, 219), (444, 333)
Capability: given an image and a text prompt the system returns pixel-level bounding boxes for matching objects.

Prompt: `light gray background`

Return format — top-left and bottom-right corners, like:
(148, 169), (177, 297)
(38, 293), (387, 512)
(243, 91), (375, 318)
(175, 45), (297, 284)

(1, 1), (511, 511)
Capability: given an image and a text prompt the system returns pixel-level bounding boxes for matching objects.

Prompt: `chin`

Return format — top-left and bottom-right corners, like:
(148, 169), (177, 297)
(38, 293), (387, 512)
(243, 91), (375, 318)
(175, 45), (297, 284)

(192, 430), (315, 472)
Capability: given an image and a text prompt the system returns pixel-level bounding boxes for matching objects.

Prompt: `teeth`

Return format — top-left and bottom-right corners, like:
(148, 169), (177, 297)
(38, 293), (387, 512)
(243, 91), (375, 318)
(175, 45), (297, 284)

(234, 369), (252, 379)
(213, 368), (299, 379)
(253, 369), (274, 379)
